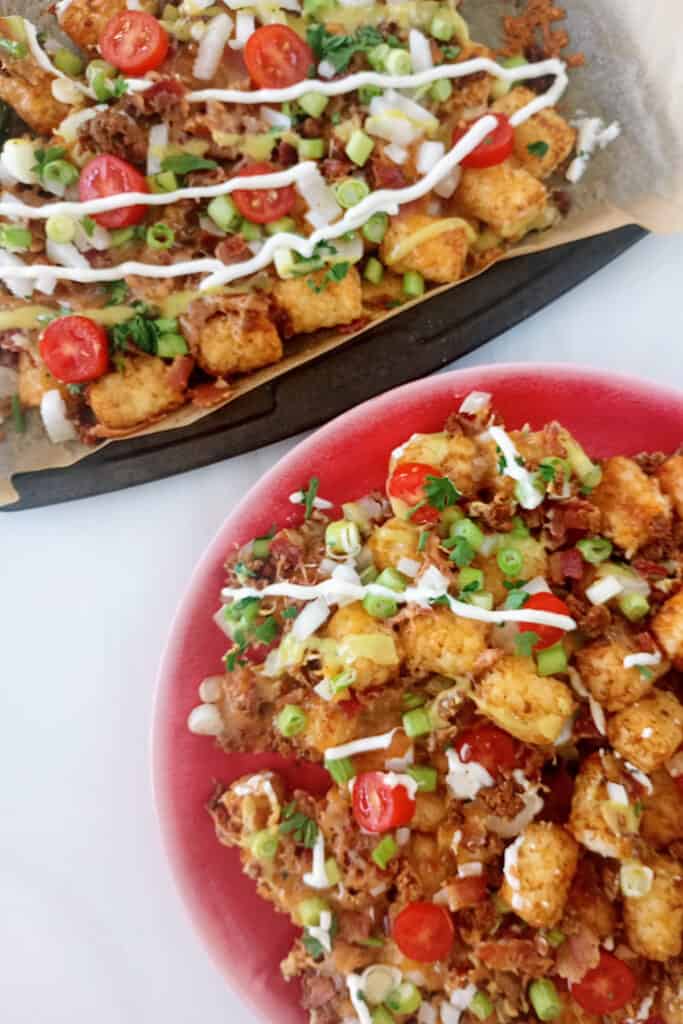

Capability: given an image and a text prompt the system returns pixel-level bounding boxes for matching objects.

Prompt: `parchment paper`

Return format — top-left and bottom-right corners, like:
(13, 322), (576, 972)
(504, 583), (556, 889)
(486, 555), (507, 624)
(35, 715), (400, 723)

(1, 0), (682, 506)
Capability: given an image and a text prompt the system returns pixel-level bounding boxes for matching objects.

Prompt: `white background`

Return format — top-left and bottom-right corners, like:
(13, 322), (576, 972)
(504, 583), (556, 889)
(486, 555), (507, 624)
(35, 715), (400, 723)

(2, 232), (683, 1023)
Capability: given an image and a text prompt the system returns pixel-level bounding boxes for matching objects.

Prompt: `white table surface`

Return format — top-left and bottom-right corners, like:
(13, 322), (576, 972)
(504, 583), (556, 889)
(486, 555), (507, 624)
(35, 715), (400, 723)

(2, 231), (683, 1024)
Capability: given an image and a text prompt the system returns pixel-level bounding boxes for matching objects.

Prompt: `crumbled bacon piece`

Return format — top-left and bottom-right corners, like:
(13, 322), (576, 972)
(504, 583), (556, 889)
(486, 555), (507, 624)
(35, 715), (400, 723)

(478, 938), (553, 977)
(556, 924), (600, 984)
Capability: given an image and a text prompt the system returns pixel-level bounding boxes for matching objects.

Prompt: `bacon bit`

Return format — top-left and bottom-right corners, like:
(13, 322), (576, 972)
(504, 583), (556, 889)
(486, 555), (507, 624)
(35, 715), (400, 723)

(301, 975), (337, 1011)
(633, 631), (658, 654)
(321, 157), (354, 181)
(500, 0), (584, 66)
(368, 155), (408, 190)
(276, 141), (298, 167)
(541, 761), (575, 823)
(166, 354), (194, 391)
(556, 923), (600, 984)
(572, 705), (602, 743)
(632, 558), (668, 579)
(446, 875), (488, 911)
(338, 697), (362, 717)
(549, 548), (584, 584)
(215, 235), (253, 265)
(190, 380), (232, 408)
(478, 939), (553, 977)
(140, 77), (187, 114)
(270, 534), (305, 570)
(473, 648), (505, 676)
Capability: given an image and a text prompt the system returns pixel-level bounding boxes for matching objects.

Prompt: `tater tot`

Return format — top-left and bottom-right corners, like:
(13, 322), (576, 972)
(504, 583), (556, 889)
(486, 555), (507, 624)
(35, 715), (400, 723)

(500, 823), (579, 928)
(272, 266), (362, 337)
(474, 655), (575, 746)
(575, 637), (665, 712)
(591, 456), (671, 557)
(492, 87), (576, 179)
(457, 161), (549, 240)
(657, 454), (683, 519)
(569, 752), (639, 860)
(380, 213), (469, 284)
(88, 355), (188, 431)
(607, 690), (683, 773)
(368, 517), (421, 572)
(322, 602), (401, 691)
(623, 853), (683, 961)
(399, 606), (489, 679)
(652, 589), (683, 670)
(641, 769), (683, 847)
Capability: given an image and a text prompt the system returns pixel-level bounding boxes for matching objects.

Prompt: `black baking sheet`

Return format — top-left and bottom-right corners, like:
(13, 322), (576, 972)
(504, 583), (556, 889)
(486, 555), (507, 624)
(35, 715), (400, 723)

(5, 225), (644, 511)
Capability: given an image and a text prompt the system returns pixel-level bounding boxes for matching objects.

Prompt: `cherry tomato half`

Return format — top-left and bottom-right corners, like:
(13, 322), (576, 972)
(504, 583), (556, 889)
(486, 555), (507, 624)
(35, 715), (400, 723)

(231, 162), (297, 225)
(454, 723), (517, 777)
(570, 952), (636, 1015)
(244, 25), (314, 89)
(453, 113), (514, 170)
(392, 902), (455, 963)
(518, 592), (571, 651)
(39, 316), (109, 383)
(352, 771), (416, 834)
(100, 11), (169, 76)
(79, 155), (149, 230)
(388, 462), (443, 525)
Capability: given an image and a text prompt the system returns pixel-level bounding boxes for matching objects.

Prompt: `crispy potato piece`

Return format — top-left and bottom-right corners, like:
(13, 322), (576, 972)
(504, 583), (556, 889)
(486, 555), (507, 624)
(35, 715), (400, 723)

(652, 589), (683, 670)
(411, 792), (447, 833)
(57, 0), (126, 53)
(322, 601), (400, 691)
(569, 752), (639, 860)
(500, 823), (579, 928)
(87, 354), (187, 430)
(379, 213), (469, 284)
(575, 637), (667, 712)
(361, 269), (404, 312)
(444, 43), (494, 120)
(623, 853), (683, 961)
(0, 21), (69, 136)
(492, 87), (576, 179)
(183, 293), (282, 377)
(368, 517), (421, 572)
(389, 430), (496, 499)
(272, 266), (362, 336)
(661, 978), (683, 1024)
(563, 856), (617, 939)
(457, 161), (548, 240)
(302, 699), (362, 754)
(17, 350), (56, 408)
(607, 690), (683, 773)
(657, 454), (683, 519)
(591, 456), (671, 557)
(474, 655), (575, 746)
(641, 769), (683, 847)
(399, 605), (489, 679)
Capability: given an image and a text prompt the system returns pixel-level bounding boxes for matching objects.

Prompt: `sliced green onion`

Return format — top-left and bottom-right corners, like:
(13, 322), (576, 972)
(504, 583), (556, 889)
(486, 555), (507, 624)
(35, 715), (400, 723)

(109, 227), (137, 247)
(577, 536), (613, 564)
(11, 394), (25, 433)
(240, 220), (262, 242)
(358, 84), (382, 104)
(276, 704), (307, 737)
(536, 642), (567, 677)
(385, 49), (412, 75)
(402, 691), (425, 711)
(249, 828), (279, 861)
(265, 216), (297, 236)
(528, 979), (562, 1022)
(146, 223), (175, 250)
(364, 257), (384, 284)
(385, 982), (422, 1015)
(545, 928), (566, 948)
(298, 91), (329, 118)
(207, 194), (241, 232)
(325, 519), (361, 556)
(452, 517), (484, 551)
(376, 567), (407, 592)
(46, 214), (76, 244)
(156, 334), (188, 357)
(346, 129), (375, 167)
(54, 47), (84, 76)
(42, 160), (79, 190)
(363, 593), (398, 619)
(334, 177), (371, 209)
(430, 78), (453, 102)
(371, 1009), (395, 1024)
(469, 991), (494, 1021)
(152, 170), (179, 194)
(86, 58), (115, 83)
(372, 835), (398, 869)
(0, 225), (31, 251)
(430, 13), (455, 41)
(360, 565), (378, 585)
(459, 566), (484, 592)
(362, 212), (389, 244)
(562, 434), (602, 489)
(298, 896), (329, 926)
(468, 591), (494, 611)
(251, 538), (271, 559)
(619, 592), (651, 623)
(367, 43), (392, 71)
(0, 36), (28, 59)
(407, 765), (437, 792)
(439, 506), (464, 534)
(510, 515), (529, 537)
(403, 271), (425, 297)
(330, 668), (356, 694)
(298, 138), (325, 160)
(402, 707), (433, 738)
(326, 756), (356, 785)
(497, 546), (523, 577)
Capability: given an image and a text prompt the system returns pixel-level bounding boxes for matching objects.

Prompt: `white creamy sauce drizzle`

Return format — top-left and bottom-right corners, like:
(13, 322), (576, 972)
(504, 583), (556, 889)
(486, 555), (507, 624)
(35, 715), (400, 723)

(382, 771), (419, 799)
(488, 425), (543, 510)
(623, 651), (661, 669)
(303, 830), (330, 889)
(307, 909), (333, 954)
(503, 835), (525, 910)
(445, 748), (493, 801)
(606, 782), (629, 806)
(347, 974), (373, 1024)
(0, 57), (567, 291)
(325, 728), (398, 761)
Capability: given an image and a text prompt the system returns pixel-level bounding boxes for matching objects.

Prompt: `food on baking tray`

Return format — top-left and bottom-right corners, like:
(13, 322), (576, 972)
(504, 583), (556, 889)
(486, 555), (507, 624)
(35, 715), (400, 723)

(0, 3), (613, 442)
(189, 392), (683, 1024)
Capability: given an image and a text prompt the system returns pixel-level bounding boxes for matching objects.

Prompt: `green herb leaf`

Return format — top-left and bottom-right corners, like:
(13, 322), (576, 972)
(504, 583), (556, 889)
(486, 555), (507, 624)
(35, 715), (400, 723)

(160, 154), (219, 176)
(104, 279), (130, 306)
(253, 615), (280, 645)
(302, 476), (319, 519)
(637, 666), (654, 681)
(424, 474), (461, 510)
(306, 24), (394, 74)
(539, 462), (556, 483)
(0, 36), (28, 58)
(515, 631), (539, 657)
(234, 560), (259, 582)
(32, 146), (67, 180)
(282, 606), (299, 619)
(527, 140), (550, 157)
(505, 588), (529, 610)
(430, 595), (450, 607)
(496, 446), (507, 474)
(418, 530), (429, 552)
(448, 536), (474, 568)
(279, 803), (319, 847)
(440, 45), (461, 60)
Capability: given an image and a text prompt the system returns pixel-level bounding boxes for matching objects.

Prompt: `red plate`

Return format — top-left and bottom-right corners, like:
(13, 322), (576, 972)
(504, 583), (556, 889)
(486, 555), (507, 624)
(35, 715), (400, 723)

(153, 363), (683, 1022)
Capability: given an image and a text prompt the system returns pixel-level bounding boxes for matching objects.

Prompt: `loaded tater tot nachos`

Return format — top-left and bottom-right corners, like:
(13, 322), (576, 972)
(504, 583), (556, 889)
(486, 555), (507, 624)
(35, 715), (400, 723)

(188, 393), (683, 1024)
(0, 1), (615, 442)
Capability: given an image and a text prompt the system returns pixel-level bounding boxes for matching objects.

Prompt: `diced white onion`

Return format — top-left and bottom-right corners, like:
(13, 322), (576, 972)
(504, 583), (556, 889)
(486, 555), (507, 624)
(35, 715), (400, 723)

(187, 703), (224, 735)
(457, 862), (482, 877)
(297, 166), (342, 229)
(40, 389), (78, 443)
(229, 10), (255, 48)
(260, 106), (292, 129)
(606, 782), (629, 806)
(46, 239), (90, 269)
(51, 77), (83, 106)
(589, 696), (606, 736)
(365, 114), (418, 147)
(417, 1005), (437, 1024)
(409, 29), (433, 72)
(289, 489), (334, 509)
(56, 105), (100, 144)
(318, 59), (336, 79)
(313, 679), (334, 701)
(384, 143), (408, 165)
(292, 595), (330, 640)
(416, 140), (445, 175)
(397, 557), (421, 578)
(586, 575), (623, 605)
(303, 830), (330, 889)
(0, 251), (35, 299)
(147, 122), (169, 176)
(525, 576), (551, 595)
(329, 232), (364, 265)
(396, 827), (411, 846)
(193, 12), (233, 81)
(459, 391), (492, 415)
(1, 139), (40, 186)
(620, 861), (653, 899)
(74, 219), (111, 252)
(623, 652), (661, 669)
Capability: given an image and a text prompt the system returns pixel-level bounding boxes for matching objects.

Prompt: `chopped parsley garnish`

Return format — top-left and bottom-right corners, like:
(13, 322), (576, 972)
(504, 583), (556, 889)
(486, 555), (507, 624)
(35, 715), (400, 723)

(430, 595), (450, 607)
(461, 579), (480, 594)
(0, 36), (28, 59)
(539, 462), (556, 483)
(234, 560), (258, 582)
(637, 666), (654, 681)
(440, 45), (461, 60)
(496, 446), (507, 473)
(66, 383), (85, 396)
(527, 140), (550, 157)
(253, 615), (280, 646)
(104, 279), (130, 306)
(307, 261), (350, 294)
(302, 476), (320, 519)
(32, 146), (67, 180)
(424, 474), (461, 510)
(160, 154), (219, 176)
(418, 530), (429, 552)
(306, 24), (398, 74)
(224, 649), (245, 672)
(505, 588), (529, 610)
(282, 606), (299, 619)
(109, 308), (188, 359)
(280, 802), (319, 847)
(448, 536), (475, 568)
(515, 631), (539, 657)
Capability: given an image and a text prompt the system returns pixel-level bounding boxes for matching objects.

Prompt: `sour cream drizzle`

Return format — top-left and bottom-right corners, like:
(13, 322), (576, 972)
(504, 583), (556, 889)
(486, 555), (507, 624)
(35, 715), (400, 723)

(0, 58), (567, 291)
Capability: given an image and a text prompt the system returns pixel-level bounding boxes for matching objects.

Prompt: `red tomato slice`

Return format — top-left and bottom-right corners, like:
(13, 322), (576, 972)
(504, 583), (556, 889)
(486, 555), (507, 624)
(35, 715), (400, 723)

(393, 902), (455, 963)
(352, 771), (416, 833)
(454, 724), (517, 777)
(453, 113), (514, 169)
(244, 25), (314, 89)
(231, 162), (297, 225)
(79, 155), (149, 230)
(39, 316), (109, 383)
(518, 592), (571, 651)
(570, 952), (636, 1015)
(388, 462), (443, 525)
(448, 875), (487, 910)
(100, 11), (169, 76)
